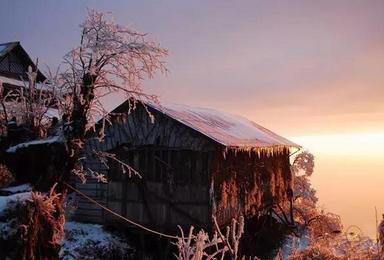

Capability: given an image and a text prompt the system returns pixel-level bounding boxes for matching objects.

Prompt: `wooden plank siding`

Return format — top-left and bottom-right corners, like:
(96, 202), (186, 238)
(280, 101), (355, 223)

(101, 147), (211, 231)
(74, 104), (218, 231)
(83, 104), (218, 154)
(72, 175), (107, 223)
(73, 102), (293, 233)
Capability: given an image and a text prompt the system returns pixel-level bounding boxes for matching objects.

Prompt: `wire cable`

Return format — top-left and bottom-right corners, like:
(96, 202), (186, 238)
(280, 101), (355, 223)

(63, 181), (178, 239)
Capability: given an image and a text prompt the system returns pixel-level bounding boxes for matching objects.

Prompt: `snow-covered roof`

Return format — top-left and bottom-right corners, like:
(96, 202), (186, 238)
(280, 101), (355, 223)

(0, 42), (17, 57)
(6, 135), (63, 153)
(0, 41), (46, 82)
(148, 102), (299, 149)
(0, 75), (28, 87)
(0, 45), (9, 55)
(0, 75), (51, 91)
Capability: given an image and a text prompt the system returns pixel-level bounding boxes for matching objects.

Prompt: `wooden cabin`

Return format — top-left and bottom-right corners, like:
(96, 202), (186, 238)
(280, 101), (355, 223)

(0, 41), (49, 139)
(0, 41), (46, 87)
(75, 101), (299, 232)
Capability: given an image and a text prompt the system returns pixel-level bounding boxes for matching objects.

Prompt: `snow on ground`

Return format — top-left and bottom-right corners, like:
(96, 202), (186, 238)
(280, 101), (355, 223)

(1, 184), (31, 194)
(0, 191), (31, 240)
(0, 219), (17, 240)
(0, 192), (31, 217)
(60, 221), (132, 260)
(6, 135), (63, 153)
(45, 107), (60, 118)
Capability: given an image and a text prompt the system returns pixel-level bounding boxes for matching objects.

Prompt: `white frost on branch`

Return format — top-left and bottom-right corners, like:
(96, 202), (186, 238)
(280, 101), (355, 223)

(175, 216), (245, 260)
(92, 150), (141, 179)
(57, 9), (167, 138)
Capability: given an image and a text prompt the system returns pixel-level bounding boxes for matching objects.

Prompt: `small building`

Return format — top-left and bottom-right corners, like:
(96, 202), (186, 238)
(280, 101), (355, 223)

(0, 41), (46, 90)
(75, 101), (299, 232)
(0, 42), (48, 143)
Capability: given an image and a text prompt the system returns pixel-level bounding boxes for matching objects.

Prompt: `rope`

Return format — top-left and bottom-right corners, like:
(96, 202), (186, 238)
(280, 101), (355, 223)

(63, 181), (178, 239)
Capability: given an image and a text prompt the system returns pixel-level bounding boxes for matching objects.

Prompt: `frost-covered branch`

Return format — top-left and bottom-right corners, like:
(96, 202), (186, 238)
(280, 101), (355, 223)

(48, 9), (167, 185)
(92, 150), (141, 178)
(0, 63), (63, 140)
(175, 216), (245, 260)
(58, 9), (167, 140)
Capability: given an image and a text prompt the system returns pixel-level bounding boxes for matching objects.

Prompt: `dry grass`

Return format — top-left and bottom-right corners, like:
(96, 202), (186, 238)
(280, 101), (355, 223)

(175, 216), (245, 260)
(17, 184), (65, 260)
(0, 164), (13, 188)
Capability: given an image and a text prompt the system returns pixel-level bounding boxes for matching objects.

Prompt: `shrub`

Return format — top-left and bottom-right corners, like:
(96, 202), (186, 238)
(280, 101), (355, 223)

(16, 185), (65, 260)
(0, 164), (13, 188)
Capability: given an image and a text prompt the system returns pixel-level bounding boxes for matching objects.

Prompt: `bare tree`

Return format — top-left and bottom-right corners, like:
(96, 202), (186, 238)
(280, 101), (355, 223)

(289, 152), (342, 236)
(379, 214), (384, 253)
(0, 81), (9, 136)
(54, 9), (168, 184)
(6, 9), (168, 258)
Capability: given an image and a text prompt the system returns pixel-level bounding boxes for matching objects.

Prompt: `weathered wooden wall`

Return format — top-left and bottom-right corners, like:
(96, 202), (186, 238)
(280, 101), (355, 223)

(0, 51), (26, 78)
(104, 146), (214, 231)
(75, 102), (293, 233)
(85, 103), (218, 153)
(75, 103), (218, 231)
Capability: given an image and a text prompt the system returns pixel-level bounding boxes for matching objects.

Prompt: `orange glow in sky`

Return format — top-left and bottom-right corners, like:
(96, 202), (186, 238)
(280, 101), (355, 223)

(291, 133), (384, 238)
(292, 132), (384, 157)
(1, 0), (383, 239)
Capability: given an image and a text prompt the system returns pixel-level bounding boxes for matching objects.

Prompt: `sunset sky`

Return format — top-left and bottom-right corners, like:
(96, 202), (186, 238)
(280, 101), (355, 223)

(1, 0), (383, 237)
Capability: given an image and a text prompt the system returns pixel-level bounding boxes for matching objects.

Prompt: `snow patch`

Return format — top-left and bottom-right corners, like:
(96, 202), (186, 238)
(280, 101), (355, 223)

(45, 108), (60, 118)
(0, 192), (31, 217)
(6, 135), (63, 153)
(0, 75), (49, 90)
(1, 184), (31, 194)
(0, 45), (7, 54)
(60, 221), (132, 260)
